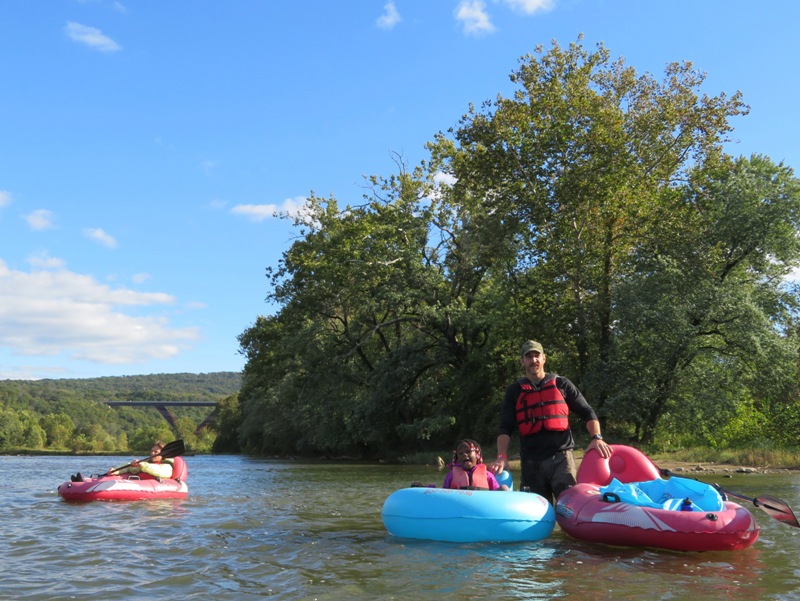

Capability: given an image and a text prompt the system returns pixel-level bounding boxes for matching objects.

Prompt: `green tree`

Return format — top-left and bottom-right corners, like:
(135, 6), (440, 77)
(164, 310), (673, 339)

(73, 423), (117, 452)
(237, 39), (800, 457)
(128, 426), (174, 452)
(40, 413), (76, 449)
(0, 409), (24, 448)
(237, 159), (510, 456)
(609, 155), (800, 444)
(20, 411), (47, 449)
(211, 393), (242, 452)
(428, 37), (748, 401)
(173, 416), (198, 450)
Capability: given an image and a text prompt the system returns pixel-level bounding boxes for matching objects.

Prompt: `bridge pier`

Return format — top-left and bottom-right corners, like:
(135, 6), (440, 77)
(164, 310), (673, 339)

(105, 401), (219, 436)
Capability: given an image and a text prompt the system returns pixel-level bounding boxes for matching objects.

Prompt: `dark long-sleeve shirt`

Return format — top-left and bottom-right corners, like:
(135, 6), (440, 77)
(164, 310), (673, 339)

(499, 372), (598, 461)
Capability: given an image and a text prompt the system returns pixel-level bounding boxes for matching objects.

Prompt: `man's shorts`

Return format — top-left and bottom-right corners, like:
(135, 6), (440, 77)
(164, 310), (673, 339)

(520, 449), (577, 504)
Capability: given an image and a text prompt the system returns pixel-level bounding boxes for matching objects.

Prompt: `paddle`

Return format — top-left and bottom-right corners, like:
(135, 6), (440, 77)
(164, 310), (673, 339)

(712, 485), (800, 528)
(659, 467), (800, 528)
(104, 439), (186, 476)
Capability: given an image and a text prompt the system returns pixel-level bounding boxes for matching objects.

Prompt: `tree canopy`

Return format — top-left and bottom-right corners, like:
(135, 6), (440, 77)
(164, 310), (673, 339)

(230, 39), (800, 458)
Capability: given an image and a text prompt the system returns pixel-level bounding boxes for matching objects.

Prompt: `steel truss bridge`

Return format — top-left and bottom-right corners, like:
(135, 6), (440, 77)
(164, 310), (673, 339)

(104, 401), (218, 435)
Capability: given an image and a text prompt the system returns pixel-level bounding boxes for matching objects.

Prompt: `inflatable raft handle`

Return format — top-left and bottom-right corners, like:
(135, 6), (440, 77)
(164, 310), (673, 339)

(496, 470), (513, 490)
(602, 492), (621, 503)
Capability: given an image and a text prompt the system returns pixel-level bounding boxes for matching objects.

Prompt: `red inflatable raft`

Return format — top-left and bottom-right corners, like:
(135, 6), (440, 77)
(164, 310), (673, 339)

(556, 445), (759, 552)
(58, 456), (189, 502)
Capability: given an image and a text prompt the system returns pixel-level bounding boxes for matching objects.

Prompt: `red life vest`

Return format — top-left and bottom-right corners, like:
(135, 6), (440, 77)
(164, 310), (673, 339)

(449, 463), (490, 489)
(515, 376), (570, 435)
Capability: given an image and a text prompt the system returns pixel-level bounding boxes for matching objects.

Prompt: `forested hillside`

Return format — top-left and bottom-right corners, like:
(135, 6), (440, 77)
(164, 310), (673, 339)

(0, 372), (241, 453)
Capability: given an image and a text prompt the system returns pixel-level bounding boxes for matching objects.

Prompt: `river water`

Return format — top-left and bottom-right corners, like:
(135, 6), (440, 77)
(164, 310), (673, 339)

(3, 454), (800, 600)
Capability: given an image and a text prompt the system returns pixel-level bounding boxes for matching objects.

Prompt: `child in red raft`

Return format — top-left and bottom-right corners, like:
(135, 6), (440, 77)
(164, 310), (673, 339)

(443, 439), (510, 491)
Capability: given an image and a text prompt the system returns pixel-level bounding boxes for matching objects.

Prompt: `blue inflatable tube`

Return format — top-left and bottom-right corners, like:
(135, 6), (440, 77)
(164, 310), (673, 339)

(382, 487), (556, 543)
(495, 469), (513, 490)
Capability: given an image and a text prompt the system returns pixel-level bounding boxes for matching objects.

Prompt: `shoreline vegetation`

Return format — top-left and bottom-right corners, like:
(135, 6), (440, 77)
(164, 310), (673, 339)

(7, 447), (800, 476)
(640, 447), (800, 475)
(407, 446), (800, 476)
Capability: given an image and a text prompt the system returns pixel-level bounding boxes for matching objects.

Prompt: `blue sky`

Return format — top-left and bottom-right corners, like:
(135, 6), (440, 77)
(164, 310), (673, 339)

(2, 0), (798, 380)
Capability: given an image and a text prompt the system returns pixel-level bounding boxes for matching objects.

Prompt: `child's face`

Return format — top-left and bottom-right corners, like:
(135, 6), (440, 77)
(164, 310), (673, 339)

(456, 443), (478, 469)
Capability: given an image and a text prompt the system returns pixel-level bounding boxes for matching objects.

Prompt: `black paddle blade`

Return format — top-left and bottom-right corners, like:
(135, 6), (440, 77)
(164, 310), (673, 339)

(160, 439), (185, 459)
(754, 494), (800, 528)
(715, 484), (800, 528)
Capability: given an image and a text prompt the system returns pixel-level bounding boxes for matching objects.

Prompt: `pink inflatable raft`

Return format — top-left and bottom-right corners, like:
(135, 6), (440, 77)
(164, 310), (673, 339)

(555, 445), (759, 552)
(58, 456), (189, 502)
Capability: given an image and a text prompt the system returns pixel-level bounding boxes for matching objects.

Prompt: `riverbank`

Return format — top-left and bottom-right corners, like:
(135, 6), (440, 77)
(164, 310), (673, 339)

(6, 447), (800, 475)
(640, 459), (799, 476)
(514, 450), (800, 476)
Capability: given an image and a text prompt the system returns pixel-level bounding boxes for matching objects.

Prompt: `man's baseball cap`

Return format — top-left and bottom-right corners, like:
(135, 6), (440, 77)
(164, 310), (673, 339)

(520, 340), (544, 356)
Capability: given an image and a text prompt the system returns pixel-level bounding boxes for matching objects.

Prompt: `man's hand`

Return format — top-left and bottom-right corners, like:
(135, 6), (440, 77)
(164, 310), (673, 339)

(588, 438), (612, 458)
(489, 457), (508, 475)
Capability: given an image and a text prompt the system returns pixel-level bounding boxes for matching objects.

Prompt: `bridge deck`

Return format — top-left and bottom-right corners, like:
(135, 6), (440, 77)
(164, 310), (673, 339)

(105, 401), (217, 407)
(105, 401), (219, 433)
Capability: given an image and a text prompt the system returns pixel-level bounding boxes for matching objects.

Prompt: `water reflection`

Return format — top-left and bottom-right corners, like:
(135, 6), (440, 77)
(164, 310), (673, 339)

(542, 539), (770, 601)
(0, 455), (797, 601)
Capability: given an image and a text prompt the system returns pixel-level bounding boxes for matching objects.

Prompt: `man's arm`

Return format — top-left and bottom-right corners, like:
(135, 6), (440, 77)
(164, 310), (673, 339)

(489, 433), (511, 475)
(490, 383), (518, 474)
(585, 419), (611, 458)
(559, 377), (611, 458)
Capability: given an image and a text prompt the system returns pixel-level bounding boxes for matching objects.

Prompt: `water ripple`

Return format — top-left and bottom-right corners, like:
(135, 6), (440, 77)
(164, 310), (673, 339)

(1, 456), (798, 600)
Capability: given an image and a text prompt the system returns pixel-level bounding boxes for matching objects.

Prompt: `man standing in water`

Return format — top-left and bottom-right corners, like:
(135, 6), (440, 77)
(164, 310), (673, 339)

(489, 340), (611, 504)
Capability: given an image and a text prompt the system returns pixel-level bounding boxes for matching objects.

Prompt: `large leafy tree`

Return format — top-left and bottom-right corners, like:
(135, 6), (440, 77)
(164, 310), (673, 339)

(237, 162), (508, 456)
(234, 38), (800, 457)
(428, 38), (749, 397)
(610, 155), (800, 444)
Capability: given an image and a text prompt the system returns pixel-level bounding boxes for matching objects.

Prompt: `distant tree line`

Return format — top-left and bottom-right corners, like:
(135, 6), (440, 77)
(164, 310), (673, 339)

(0, 372), (241, 453)
(220, 39), (800, 459)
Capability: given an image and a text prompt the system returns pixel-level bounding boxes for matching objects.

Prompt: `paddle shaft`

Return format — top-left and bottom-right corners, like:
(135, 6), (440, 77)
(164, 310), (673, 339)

(713, 484), (765, 505)
(660, 467), (800, 528)
(105, 439), (185, 475)
(713, 484), (800, 526)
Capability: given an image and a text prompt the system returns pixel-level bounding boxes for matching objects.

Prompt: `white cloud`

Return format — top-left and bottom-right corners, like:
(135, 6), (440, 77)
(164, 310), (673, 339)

(0, 190), (11, 208)
(231, 203), (278, 222)
(28, 253), (65, 270)
(0, 364), (65, 380)
(434, 171), (457, 187)
(783, 263), (800, 282)
(454, 0), (552, 35)
(65, 21), (122, 53)
(0, 259), (199, 365)
(500, 0), (555, 15)
(132, 272), (152, 284)
(377, 1), (402, 29)
(455, 0), (495, 36)
(25, 209), (55, 231)
(84, 227), (118, 248)
(279, 197), (315, 220)
(426, 172), (457, 203)
(231, 196), (311, 222)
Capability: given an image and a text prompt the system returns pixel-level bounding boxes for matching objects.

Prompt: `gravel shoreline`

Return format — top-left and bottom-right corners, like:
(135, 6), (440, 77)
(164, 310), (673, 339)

(501, 455), (799, 476)
(643, 461), (799, 476)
